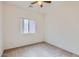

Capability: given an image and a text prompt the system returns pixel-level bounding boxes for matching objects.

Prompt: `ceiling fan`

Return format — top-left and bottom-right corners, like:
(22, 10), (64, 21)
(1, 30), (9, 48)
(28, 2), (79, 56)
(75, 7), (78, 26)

(29, 1), (52, 8)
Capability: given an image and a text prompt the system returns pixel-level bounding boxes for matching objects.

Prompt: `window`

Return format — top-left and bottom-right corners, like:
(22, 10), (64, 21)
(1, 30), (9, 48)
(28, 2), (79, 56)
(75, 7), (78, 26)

(22, 18), (36, 33)
(29, 20), (36, 33)
(23, 19), (29, 33)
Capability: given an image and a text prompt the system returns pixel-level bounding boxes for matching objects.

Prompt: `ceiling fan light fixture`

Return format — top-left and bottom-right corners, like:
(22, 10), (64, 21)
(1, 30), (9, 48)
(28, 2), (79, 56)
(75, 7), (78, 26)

(30, 1), (52, 8)
(37, 1), (43, 6)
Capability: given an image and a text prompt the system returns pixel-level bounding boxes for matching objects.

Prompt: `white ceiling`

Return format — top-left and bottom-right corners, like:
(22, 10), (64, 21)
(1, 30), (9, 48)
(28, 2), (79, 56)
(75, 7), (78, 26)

(4, 1), (63, 14)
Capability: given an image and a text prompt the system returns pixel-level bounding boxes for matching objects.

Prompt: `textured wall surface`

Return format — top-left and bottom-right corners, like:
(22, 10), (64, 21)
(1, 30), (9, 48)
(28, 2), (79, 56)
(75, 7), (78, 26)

(45, 2), (79, 55)
(0, 2), (3, 56)
(4, 4), (45, 49)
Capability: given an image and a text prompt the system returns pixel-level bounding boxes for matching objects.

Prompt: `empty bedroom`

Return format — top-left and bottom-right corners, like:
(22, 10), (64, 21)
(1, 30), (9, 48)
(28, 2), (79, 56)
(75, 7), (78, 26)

(0, 1), (79, 57)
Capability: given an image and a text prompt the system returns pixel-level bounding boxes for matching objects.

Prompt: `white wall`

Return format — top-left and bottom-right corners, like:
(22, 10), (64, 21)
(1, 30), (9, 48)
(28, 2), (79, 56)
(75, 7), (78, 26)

(4, 1), (79, 55)
(0, 2), (3, 56)
(45, 2), (79, 55)
(4, 4), (45, 49)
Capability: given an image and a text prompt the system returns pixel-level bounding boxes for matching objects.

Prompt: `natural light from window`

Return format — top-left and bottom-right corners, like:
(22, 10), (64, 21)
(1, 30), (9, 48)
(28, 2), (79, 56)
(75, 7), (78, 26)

(22, 18), (36, 34)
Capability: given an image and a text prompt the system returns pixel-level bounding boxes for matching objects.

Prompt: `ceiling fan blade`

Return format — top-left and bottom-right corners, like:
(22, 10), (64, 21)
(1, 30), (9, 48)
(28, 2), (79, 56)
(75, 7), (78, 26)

(43, 1), (52, 3)
(31, 1), (38, 4)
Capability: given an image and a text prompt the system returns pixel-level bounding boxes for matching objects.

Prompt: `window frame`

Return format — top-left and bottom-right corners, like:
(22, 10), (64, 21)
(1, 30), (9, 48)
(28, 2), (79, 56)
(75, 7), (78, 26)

(21, 18), (36, 34)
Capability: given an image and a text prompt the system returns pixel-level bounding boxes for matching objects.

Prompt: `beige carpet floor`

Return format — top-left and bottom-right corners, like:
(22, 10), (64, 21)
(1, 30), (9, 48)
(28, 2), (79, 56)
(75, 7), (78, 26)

(2, 42), (79, 57)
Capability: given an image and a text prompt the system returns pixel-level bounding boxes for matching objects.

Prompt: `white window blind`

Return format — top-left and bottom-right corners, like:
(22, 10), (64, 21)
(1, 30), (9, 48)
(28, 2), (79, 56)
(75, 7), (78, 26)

(29, 20), (36, 33)
(22, 18), (36, 33)
(23, 19), (29, 33)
